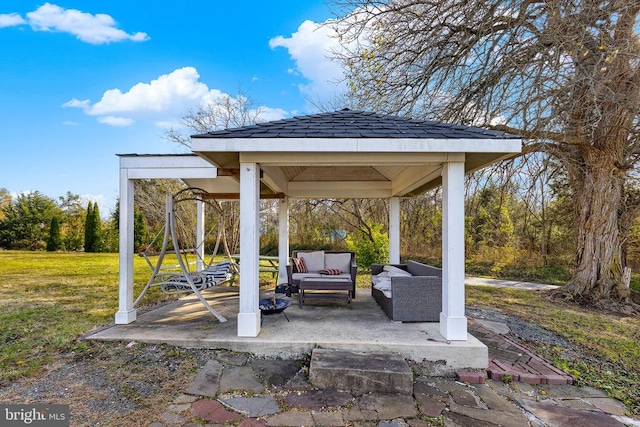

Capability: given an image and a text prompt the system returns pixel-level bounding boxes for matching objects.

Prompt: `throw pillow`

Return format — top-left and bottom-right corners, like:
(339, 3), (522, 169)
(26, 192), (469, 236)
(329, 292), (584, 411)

(319, 269), (342, 275)
(383, 265), (412, 276)
(292, 257), (308, 273)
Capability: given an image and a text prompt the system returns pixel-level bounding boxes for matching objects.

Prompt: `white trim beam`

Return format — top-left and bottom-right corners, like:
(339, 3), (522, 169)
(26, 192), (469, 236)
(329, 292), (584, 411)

(120, 155), (218, 179)
(194, 138), (522, 155)
(287, 181), (392, 198)
(240, 152), (467, 166)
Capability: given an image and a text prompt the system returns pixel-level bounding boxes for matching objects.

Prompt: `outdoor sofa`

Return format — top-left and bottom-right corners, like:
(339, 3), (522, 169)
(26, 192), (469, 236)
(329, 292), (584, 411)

(371, 260), (442, 322)
(286, 250), (357, 299)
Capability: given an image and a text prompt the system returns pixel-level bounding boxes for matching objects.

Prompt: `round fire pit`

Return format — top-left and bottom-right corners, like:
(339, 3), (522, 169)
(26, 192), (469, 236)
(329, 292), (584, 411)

(259, 297), (290, 322)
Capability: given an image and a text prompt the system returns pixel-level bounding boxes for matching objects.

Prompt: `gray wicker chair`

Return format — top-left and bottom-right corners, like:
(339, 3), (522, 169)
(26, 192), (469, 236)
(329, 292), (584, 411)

(371, 261), (442, 322)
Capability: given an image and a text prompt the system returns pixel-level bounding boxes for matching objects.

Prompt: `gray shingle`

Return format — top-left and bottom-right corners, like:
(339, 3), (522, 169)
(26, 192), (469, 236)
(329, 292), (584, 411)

(191, 109), (520, 140)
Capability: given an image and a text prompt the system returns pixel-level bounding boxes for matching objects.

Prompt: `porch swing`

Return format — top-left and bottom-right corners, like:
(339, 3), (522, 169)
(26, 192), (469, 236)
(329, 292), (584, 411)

(134, 188), (238, 322)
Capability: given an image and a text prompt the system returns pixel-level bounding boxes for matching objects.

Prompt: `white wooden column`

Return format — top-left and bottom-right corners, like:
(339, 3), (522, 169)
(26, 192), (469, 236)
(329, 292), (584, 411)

(278, 196), (290, 284)
(440, 161), (467, 340)
(115, 169), (137, 324)
(238, 162), (261, 337)
(389, 197), (401, 264)
(196, 199), (205, 271)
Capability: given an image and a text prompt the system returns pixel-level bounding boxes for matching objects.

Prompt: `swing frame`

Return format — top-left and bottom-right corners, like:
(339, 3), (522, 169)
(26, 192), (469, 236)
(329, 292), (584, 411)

(134, 188), (238, 322)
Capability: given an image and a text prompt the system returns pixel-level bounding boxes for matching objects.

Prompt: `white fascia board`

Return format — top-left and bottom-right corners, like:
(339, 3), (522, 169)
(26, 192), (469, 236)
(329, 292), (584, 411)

(193, 137), (522, 154)
(119, 155), (218, 179)
(241, 152), (465, 166)
(287, 181), (392, 198)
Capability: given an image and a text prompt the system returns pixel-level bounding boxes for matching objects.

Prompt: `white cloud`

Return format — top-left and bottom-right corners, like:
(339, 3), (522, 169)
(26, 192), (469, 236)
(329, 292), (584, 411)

(0, 13), (26, 27)
(270, 19), (346, 100)
(66, 66), (290, 128)
(62, 120), (78, 126)
(88, 67), (209, 116)
(25, 3), (149, 44)
(97, 116), (134, 127)
(62, 98), (90, 109)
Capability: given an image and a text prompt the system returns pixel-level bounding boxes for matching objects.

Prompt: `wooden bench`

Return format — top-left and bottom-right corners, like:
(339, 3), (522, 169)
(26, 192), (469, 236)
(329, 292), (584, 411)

(298, 277), (352, 308)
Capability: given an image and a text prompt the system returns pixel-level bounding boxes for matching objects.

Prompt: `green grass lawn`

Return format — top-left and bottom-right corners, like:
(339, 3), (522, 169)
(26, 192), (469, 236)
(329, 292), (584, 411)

(1, 251), (639, 414)
(0, 251), (181, 383)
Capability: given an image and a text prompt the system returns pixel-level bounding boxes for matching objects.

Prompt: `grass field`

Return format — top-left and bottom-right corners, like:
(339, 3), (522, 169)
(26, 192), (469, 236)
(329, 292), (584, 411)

(1, 250), (638, 414)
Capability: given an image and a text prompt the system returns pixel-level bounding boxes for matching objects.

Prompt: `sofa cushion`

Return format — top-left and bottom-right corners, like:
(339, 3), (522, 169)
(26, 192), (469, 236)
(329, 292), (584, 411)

(300, 251), (325, 272)
(371, 271), (389, 285)
(325, 253), (352, 273)
(383, 265), (412, 276)
(292, 272), (323, 281)
(373, 278), (391, 292)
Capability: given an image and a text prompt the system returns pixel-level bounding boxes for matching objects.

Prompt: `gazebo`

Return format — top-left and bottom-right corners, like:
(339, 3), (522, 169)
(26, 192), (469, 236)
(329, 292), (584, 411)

(115, 110), (521, 343)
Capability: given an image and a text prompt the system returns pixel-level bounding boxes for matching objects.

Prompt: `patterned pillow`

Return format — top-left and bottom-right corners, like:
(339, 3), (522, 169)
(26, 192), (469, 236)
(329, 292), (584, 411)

(292, 257), (308, 273)
(319, 269), (342, 275)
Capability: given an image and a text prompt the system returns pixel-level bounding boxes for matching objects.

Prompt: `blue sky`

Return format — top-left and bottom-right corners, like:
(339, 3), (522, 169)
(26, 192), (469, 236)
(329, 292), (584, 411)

(1, 1), (349, 215)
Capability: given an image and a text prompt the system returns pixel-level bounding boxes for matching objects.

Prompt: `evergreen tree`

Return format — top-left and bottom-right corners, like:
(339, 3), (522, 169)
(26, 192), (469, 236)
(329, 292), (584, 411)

(93, 203), (103, 252)
(84, 202), (94, 252)
(84, 202), (103, 252)
(46, 216), (62, 251)
(133, 207), (148, 253)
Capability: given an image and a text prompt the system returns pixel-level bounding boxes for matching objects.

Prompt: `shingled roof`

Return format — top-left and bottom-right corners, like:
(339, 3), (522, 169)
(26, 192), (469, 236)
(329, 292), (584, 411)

(192, 109), (519, 139)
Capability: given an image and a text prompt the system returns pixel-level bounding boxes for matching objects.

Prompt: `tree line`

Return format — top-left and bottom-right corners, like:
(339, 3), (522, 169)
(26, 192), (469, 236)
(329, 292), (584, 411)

(0, 189), (147, 253)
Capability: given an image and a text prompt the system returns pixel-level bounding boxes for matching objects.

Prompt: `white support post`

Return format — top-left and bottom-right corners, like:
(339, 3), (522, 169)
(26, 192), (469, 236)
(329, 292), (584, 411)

(389, 197), (401, 264)
(115, 169), (137, 324)
(278, 196), (290, 284)
(238, 162), (261, 337)
(196, 199), (205, 271)
(440, 162), (467, 340)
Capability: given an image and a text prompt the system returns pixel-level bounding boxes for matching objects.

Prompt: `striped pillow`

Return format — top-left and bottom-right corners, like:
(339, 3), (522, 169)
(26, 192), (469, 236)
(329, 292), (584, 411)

(292, 257), (308, 273)
(319, 269), (342, 275)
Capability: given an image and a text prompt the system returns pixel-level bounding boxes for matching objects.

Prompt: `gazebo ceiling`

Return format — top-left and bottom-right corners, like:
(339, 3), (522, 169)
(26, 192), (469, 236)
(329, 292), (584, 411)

(188, 110), (521, 199)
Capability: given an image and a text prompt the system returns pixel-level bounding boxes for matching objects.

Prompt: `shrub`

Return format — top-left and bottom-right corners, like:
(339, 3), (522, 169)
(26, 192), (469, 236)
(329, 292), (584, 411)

(346, 223), (389, 270)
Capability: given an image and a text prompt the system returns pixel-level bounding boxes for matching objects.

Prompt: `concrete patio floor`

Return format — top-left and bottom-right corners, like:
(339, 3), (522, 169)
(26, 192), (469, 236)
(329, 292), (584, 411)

(87, 287), (488, 373)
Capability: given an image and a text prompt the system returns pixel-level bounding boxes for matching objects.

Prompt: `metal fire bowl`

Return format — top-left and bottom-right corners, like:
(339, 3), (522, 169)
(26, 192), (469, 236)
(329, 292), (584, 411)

(259, 298), (290, 315)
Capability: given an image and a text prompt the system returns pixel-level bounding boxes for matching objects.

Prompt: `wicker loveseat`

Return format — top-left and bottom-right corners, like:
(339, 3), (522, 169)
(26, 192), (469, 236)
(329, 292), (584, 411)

(371, 260), (442, 322)
(286, 250), (357, 299)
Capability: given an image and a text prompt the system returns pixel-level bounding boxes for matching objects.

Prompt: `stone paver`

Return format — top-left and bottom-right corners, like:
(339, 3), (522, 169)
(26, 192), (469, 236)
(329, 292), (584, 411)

(357, 394), (419, 420)
(219, 366), (264, 393)
(311, 410), (345, 426)
(219, 395), (280, 417)
(185, 359), (222, 398)
(266, 410), (314, 426)
(414, 392), (446, 418)
(284, 389), (354, 409)
(191, 399), (243, 424)
(517, 397), (626, 427)
(251, 358), (302, 387)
